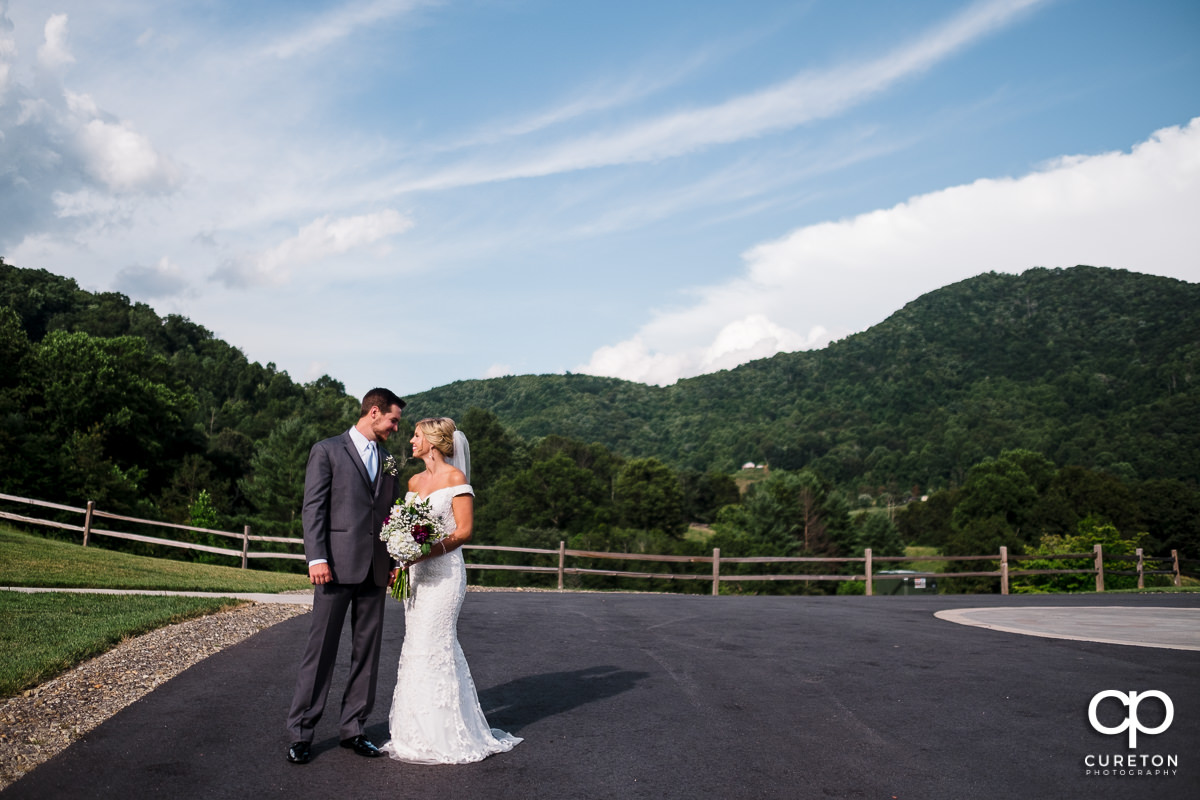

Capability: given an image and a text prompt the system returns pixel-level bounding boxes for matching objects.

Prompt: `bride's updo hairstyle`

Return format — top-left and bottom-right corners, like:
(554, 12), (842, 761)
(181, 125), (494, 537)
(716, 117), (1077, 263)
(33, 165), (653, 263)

(416, 417), (457, 458)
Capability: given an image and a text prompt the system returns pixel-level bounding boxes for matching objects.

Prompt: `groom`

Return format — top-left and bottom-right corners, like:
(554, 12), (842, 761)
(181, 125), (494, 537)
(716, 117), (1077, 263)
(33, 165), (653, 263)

(286, 388), (405, 764)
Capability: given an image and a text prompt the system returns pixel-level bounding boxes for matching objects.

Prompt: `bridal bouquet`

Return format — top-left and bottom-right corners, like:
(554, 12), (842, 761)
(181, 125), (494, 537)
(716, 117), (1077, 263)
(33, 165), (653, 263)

(379, 497), (446, 600)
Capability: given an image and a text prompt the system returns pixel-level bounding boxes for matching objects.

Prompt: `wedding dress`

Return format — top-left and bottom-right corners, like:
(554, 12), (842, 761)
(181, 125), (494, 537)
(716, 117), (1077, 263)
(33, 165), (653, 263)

(381, 485), (522, 764)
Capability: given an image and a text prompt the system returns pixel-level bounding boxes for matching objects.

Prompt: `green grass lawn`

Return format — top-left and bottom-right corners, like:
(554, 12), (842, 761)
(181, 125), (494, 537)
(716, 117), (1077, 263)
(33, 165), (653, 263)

(0, 525), (312, 697)
(0, 526), (310, 592)
(0, 591), (242, 696)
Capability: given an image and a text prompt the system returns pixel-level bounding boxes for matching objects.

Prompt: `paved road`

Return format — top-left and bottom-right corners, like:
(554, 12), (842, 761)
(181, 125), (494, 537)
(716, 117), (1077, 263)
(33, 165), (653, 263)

(5, 592), (1198, 799)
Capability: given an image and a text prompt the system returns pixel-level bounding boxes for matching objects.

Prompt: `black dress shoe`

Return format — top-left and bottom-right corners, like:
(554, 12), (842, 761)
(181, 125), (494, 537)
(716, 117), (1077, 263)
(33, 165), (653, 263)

(287, 741), (312, 764)
(340, 735), (383, 758)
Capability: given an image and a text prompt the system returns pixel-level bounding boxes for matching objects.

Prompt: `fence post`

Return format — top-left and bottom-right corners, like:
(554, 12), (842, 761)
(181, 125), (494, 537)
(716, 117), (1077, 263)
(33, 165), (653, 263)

(1094, 543), (1104, 592)
(82, 500), (95, 547)
(1000, 545), (1009, 595)
(558, 541), (566, 590)
(711, 548), (720, 596)
(864, 548), (873, 596)
(241, 525), (250, 569)
(1172, 550), (1181, 588)
(1136, 548), (1144, 590)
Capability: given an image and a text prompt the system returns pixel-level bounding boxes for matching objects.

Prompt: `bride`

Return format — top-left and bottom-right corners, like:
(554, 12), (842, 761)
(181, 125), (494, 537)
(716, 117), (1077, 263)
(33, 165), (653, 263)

(381, 417), (522, 764)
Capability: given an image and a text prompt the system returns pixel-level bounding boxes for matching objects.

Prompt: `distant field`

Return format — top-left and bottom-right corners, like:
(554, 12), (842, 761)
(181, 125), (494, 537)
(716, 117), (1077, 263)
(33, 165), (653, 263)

(901, 545), (948, 572)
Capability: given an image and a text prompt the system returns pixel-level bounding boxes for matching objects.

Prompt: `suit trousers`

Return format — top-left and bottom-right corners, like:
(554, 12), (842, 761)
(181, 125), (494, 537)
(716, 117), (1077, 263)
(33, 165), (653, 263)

(286, 577), (388, 742)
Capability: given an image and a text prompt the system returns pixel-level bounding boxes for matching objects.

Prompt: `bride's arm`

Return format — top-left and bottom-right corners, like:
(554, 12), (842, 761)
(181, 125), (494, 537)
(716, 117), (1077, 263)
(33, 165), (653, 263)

(412, 494), (473, 563)
(438, 494), (474, 555)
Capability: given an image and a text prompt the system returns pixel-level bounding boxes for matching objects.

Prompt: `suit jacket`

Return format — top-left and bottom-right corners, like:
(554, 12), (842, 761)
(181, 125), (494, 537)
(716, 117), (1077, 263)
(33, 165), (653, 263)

(301, 431), (400, 587)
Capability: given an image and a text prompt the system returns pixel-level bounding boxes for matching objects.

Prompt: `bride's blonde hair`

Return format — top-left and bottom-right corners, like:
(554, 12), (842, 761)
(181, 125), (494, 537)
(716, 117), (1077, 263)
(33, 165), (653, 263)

(415, 417), (456, 458)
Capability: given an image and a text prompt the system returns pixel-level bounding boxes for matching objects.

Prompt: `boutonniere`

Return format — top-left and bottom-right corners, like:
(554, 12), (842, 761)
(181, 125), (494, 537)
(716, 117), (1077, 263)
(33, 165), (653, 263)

(382, 454), (398, 477)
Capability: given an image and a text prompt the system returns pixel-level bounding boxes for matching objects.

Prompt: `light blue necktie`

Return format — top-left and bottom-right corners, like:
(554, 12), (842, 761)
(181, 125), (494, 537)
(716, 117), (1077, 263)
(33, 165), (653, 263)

(365, 442), (378, 480)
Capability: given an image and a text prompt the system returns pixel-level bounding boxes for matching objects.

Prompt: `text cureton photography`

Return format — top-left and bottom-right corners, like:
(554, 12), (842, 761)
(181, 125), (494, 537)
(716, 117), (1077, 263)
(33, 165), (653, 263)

(1083, 690), (1180, 778)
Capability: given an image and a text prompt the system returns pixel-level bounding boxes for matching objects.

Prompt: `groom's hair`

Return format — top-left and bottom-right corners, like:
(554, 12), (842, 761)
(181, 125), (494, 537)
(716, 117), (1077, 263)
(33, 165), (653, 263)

(360, 387), (406, 417)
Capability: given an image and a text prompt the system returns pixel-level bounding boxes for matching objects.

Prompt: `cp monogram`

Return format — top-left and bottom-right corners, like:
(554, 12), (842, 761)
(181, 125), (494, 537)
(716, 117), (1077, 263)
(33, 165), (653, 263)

(1088, 690), (1174, 748)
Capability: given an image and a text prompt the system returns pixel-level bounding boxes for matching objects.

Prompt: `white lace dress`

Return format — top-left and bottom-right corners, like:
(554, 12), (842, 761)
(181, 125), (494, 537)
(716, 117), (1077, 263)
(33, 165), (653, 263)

(381, 485), (522, 764)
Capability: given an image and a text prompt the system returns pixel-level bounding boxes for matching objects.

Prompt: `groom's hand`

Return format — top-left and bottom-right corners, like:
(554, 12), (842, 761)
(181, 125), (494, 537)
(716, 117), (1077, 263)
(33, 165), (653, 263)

(388, 567), (401, 588)
(309, 563), (332, 585)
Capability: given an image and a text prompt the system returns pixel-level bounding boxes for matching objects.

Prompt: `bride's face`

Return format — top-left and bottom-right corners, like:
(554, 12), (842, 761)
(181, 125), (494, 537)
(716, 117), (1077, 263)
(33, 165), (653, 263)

(410, 429), (431, 458)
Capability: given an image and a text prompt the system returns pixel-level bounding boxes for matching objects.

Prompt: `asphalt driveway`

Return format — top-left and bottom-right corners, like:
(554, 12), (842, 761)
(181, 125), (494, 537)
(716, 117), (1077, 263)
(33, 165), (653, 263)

(4, 591), (1198, 799)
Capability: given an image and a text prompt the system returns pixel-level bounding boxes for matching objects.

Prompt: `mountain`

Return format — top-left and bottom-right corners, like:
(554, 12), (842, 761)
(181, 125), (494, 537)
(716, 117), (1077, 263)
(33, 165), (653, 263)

(4, 259), (1196, 504)
(404, 266), (1200, 491)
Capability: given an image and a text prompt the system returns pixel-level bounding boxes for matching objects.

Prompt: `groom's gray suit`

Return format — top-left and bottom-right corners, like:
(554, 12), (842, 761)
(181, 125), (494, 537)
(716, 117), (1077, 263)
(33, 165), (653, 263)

(286, 430), (400, 744)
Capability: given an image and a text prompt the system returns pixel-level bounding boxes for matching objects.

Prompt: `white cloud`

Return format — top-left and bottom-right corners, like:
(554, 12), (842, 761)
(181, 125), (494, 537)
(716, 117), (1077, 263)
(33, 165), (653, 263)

(214, 209), (415, 286)
(579, 337), (693, 387)
(483, 363), (514, 379)
(579, 118), (1200, 385)
(0, 16), (182, 248)
(75, 117), (181, 193)
(701, 314), (824, 373)
(37, 13), (73, 71)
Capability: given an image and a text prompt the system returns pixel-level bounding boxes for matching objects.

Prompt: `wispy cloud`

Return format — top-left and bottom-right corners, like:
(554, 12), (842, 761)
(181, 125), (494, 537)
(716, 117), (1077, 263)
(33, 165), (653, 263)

(212, 209), (414, 287)
(389, 0), (1046, 193)
(261, 0), (439, 60)
(433, 48), (720, 153)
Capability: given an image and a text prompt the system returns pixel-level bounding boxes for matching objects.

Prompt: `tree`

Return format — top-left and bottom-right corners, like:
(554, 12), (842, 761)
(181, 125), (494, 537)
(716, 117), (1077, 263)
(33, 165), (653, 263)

(680, 470), (740, 524)
(1135, 478), (1200, 556)
(459, 406), (524, 497)
(712, 469), (852, 557)
(855, 512), (905, 557)
(0, 307), (35, 494)
(896, 488), (959, 549)
(239, 416), (321, 531)
(613, 458), (686, 537)
(1029, 465), (1137, 538)
(159, 453), (229, 524)
(1012, 516), (1152, 593)
(481, 452), (611, 537)
(952, 449), (1055, 544)
(59, 425), (147, 511)
(190, 489), (220, 530)
(31, 330), (194, 498)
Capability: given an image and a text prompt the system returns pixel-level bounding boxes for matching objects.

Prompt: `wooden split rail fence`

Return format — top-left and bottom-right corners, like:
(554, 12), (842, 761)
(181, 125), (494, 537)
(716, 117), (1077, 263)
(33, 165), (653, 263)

(1, 492), (1192, 595)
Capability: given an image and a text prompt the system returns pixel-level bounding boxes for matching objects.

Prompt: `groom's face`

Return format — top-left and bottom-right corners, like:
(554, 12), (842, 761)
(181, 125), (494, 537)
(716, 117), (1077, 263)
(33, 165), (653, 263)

(368, 404), (404, 442)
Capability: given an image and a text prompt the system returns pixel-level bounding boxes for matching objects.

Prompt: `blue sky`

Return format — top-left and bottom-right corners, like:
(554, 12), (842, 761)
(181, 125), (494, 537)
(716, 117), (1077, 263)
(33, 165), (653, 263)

(2, 0), (1198, 397)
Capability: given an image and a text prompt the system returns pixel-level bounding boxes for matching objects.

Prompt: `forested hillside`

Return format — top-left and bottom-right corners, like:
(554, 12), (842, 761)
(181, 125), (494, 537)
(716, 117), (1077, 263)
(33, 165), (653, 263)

(2, 259), (1197, 589)
(407, 266), (1200, 491)
(0, 258), (359, 537)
